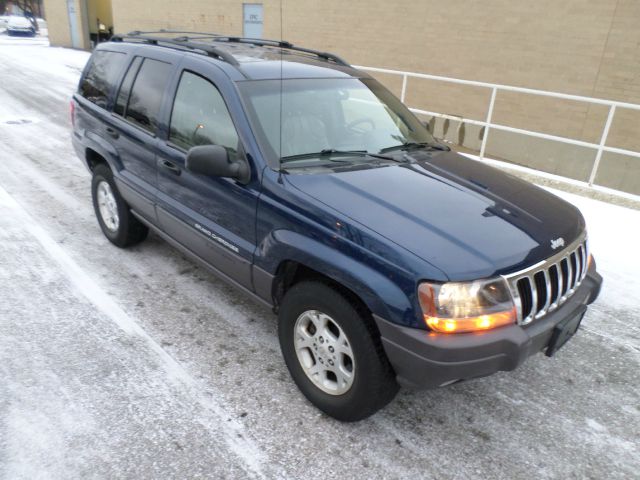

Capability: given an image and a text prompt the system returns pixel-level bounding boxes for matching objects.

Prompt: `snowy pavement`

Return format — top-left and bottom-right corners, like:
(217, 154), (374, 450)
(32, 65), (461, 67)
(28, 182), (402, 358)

(0, 35), (638, 479)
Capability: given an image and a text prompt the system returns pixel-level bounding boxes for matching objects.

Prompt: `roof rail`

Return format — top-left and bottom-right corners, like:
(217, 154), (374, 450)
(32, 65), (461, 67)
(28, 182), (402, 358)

(115, 30), (350, 67)
(209, 36), (350, 66)
(111, 33), (239, 66)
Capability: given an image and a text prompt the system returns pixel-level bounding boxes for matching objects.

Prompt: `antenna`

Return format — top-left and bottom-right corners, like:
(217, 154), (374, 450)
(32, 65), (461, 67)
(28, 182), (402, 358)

(278, 0), (284, 177)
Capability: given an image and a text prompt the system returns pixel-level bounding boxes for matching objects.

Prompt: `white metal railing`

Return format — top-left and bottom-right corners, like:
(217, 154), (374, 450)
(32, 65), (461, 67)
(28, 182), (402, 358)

(355, 65), (640, 188)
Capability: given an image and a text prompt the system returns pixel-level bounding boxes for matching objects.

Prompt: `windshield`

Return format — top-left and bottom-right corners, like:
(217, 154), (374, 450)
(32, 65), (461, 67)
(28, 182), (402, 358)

(238, 78), (436, 168)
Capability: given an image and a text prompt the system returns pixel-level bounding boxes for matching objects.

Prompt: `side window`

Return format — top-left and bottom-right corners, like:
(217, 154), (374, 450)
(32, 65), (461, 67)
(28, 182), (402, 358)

(169, 71), (239, 156)
(79, 50), (127, 108)
(114, 56), (142, 116)
(124, 58), (172, 134)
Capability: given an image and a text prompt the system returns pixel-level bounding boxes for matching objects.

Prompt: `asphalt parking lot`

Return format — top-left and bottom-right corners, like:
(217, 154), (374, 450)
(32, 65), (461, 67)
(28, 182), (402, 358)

(0, 36), (638, 479)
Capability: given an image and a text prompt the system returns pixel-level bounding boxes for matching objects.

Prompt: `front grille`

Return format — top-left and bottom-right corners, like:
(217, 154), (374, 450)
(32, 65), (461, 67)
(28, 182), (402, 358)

(504, 234), (589, 325)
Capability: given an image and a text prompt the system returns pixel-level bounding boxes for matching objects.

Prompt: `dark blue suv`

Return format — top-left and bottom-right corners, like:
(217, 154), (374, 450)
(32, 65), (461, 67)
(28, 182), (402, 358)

(71, 31), (602, 421)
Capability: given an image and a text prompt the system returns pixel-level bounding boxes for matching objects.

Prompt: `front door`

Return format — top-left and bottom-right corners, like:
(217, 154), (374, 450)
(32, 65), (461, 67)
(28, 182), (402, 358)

(155, 63), (259, 289)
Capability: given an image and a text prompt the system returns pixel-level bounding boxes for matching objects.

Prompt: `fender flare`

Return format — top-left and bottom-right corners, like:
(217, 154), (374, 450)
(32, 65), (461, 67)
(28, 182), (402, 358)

(256, 230), (418, 327)
(83, 130), (122, 173)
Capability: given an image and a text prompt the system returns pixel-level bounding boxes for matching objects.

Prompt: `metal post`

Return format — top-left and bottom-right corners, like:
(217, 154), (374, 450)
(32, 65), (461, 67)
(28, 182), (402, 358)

(400, 74), (408, 103)
(480, 87), (497, 160)
(588, 104), (616, 186)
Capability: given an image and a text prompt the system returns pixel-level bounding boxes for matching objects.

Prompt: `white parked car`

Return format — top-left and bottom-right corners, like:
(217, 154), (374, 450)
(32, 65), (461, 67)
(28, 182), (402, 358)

(7, 16), (36, 37)
(0, 15), (11, 30)
(36, 17), (47, 36)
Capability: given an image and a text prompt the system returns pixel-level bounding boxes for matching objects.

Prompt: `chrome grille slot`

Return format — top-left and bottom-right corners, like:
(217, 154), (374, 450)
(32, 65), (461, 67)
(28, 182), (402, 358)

(569, 252), (579, 291)
(534, 271), (548, 312)
(560, 258), (569, 297)
(517, 277), (533, 319)
(577, 246), (585, 280)
(504, 234), (589, 325)
(549, 264), (560, 308)
(556, 261), (564, 304)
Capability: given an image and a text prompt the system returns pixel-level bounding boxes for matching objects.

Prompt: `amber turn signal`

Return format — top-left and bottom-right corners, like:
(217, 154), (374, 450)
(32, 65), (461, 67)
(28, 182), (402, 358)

(424, 310), (516, 333)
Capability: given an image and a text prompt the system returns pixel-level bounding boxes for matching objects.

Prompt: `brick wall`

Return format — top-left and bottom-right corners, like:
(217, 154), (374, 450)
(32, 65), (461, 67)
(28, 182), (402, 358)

(43, 0), (72, 47)
(109, 0), (640, 143)
(53, 0), (640, 192)
(43, 0), (90, 49)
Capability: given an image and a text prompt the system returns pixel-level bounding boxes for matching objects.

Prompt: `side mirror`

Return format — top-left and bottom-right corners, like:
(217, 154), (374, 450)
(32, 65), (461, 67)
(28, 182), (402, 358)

(186, 144), (250, 183)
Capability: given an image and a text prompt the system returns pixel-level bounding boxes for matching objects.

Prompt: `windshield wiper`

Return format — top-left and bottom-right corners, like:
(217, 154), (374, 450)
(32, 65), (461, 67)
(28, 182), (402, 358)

(379, 141), (450, 154)
(281, 149), (400, 164)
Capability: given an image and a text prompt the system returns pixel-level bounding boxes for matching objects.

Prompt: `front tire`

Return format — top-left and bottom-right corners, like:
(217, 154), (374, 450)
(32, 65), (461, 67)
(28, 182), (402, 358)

(91, 164), (148, 248)
(278, 281), (399, 421)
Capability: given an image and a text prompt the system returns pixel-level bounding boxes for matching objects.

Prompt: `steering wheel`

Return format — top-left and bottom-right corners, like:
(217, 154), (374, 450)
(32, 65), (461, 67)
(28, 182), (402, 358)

(346, 117), (375, 134)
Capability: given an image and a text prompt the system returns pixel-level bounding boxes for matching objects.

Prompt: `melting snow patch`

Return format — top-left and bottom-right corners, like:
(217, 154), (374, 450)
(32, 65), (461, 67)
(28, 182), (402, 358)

(586, 418), (606, 433)
(1, 118), (37, 125)
(0, 184), (267, 478)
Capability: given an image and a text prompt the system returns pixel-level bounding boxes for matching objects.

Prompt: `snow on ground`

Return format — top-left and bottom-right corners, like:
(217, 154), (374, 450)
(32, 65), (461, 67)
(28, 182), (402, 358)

(0, 35), (638, 479)
(548, 189), (640, 309)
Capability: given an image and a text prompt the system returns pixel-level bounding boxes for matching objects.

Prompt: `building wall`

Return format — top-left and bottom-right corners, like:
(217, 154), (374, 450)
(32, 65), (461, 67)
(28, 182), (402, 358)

(86, 0), (113, 34)
(49, 0), (640, 193)
(110, 0), (280, 37)
(43, 0), (91, 49)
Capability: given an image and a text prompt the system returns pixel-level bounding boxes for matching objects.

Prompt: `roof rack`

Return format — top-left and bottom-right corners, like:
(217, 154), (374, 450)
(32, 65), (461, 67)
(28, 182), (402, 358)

(113, 30), (351, 67)
(212, 36), (350, 66)
(111, 32), (239, 66)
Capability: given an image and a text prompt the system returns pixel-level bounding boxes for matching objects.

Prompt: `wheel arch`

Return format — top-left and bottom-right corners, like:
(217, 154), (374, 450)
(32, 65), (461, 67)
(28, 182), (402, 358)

(272, 260), (373, 319)
(259, 230), (418, 327)
(82, 131), (122, 173)
(85, 147), (109, 171)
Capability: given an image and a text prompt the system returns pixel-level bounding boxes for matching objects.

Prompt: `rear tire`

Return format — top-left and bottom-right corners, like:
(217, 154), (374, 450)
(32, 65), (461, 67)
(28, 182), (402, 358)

(91, 164), (148, 248)
(278, 281), (399, 421)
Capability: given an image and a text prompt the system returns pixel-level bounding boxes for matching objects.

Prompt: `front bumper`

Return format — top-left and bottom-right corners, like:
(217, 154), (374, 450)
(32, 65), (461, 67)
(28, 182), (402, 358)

(374, 268), (602, 389)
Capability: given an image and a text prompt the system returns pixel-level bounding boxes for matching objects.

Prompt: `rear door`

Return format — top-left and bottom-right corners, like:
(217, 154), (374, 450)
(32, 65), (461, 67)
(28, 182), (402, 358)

(105, 50), (178, 222)
(75, 48), (128, 165)
(155, 58), (260, 290)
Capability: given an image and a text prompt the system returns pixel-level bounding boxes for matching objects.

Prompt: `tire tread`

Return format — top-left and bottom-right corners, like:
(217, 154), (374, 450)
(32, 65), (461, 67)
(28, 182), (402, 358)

(278, 280), (399, 421)
(91, 164), (148, 248)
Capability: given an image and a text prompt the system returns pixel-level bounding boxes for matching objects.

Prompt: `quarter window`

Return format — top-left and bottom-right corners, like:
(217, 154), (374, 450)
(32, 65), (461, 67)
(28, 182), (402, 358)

(114, 56), (142, 117)
(169, 71), (238, 156)
(124, 58), (172, 134)
(79, 50), (126, 108)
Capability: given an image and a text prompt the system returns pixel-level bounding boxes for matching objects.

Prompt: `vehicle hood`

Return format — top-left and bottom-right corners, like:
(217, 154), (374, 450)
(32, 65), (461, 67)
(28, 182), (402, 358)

(285, 151), (585, 280)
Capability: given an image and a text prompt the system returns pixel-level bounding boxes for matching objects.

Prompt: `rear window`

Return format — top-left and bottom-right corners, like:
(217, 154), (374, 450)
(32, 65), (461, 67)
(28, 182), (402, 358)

(122, 58), (172, 134)
(79, 50), (127, 108)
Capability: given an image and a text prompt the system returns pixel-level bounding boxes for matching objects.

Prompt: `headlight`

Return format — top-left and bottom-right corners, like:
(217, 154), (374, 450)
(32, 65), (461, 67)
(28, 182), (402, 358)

(418, 278), (516, 333)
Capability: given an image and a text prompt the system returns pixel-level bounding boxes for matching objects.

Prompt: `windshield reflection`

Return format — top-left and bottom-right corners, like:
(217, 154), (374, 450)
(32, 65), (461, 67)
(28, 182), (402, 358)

(239, 78), (435, 168)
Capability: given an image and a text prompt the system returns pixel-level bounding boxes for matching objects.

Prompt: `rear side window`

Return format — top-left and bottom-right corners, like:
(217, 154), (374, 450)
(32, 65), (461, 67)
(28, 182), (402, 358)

(169, 71), (238, 155)
(79, 50), (127, 108)
(122, 58), (172, 134)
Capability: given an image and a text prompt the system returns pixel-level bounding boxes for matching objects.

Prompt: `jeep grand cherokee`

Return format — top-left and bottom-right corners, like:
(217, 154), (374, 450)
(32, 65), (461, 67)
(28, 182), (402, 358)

(71, 31), (602, 421)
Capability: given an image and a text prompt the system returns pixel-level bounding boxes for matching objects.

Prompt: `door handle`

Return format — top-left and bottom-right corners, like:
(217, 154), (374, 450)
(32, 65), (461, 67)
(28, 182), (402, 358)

(105, 127), (119, 139)
(159, 159), (181, 176)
